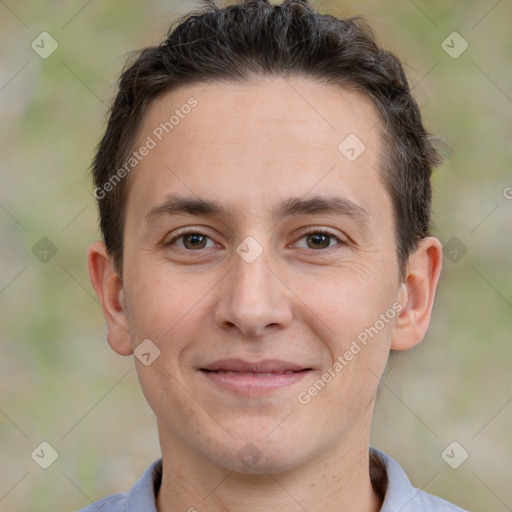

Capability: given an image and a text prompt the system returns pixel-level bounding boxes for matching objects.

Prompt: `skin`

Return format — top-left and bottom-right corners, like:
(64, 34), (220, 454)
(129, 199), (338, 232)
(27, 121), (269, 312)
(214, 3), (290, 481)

(88, 77), (442, 512)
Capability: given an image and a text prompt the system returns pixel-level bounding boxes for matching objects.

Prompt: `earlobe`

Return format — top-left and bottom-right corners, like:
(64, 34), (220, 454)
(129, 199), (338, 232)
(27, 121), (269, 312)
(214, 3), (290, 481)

(391, 237), (443, 351)
(87, 241), (133, 356)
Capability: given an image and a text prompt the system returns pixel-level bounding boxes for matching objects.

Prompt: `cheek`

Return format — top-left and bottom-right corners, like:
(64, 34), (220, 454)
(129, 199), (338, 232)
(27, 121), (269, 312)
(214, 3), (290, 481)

(291, 267), (398, 410)
(293, 267), (397, 345)
(124, 262), (204, 336)
(124, 264), (220, 394)
(135, 360), (202, 438)
(300, 287), (395, 419)
(127, 270), (207, 415)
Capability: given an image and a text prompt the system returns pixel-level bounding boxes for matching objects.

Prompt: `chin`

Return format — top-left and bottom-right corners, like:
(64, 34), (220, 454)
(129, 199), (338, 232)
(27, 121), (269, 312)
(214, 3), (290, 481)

(204, 434), (312, 475)
(218, 451), (304, 475)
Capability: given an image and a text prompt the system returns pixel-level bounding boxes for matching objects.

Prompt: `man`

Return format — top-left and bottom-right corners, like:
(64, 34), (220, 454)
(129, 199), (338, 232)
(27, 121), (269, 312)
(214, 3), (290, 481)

(84, 0), (466, 510)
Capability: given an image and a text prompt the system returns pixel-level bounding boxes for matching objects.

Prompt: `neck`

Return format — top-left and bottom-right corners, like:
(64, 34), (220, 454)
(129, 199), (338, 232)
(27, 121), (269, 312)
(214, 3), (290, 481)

(156, 426), (382, 512)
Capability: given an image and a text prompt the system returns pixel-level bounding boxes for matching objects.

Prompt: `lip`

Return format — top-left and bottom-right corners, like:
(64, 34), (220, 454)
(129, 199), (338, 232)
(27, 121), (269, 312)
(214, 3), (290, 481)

(202, 358), (309, 373)
(200, 359), (312, 395)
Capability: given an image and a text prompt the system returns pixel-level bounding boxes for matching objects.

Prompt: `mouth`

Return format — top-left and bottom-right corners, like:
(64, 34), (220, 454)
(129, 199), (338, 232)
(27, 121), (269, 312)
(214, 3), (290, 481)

(202, 369), (305, 376)
(199, 359), (312, 394)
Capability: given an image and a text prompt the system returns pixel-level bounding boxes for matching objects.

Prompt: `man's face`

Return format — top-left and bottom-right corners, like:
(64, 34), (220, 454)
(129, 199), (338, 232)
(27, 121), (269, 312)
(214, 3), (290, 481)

(119, 78), (403, 472)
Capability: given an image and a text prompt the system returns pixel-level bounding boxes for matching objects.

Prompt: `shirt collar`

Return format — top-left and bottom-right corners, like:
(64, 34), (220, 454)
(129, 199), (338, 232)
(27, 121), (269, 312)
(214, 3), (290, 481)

(124, 447), (435, 511)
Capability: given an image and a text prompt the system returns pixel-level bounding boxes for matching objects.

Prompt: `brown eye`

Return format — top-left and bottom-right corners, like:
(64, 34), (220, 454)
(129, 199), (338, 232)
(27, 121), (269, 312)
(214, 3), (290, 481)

(306, 233), (332, 249)
(167, 231), (216, 250)
(295, 230), (342, 250)
(182, 233), (208, 249)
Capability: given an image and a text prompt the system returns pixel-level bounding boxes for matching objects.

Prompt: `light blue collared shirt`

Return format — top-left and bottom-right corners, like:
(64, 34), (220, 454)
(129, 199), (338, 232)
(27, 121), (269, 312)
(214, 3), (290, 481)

(77, 447), (467, 511)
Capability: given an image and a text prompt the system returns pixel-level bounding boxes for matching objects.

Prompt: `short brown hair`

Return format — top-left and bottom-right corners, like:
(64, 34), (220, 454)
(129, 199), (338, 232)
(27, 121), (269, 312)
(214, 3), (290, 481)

(91, 0), (441, 277)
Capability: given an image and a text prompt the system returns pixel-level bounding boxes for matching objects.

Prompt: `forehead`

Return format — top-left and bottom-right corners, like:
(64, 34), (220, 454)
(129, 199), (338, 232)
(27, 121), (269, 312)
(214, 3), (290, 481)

(126, 77), (388, 225)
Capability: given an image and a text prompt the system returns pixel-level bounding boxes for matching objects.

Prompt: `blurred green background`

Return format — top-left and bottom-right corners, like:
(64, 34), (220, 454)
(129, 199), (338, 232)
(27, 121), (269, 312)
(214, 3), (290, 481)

(1, 1), (510, 510)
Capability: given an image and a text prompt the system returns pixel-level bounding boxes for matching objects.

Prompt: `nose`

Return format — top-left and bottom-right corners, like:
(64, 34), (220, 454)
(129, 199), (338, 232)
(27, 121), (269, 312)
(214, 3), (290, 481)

(214, 245), (293, 338)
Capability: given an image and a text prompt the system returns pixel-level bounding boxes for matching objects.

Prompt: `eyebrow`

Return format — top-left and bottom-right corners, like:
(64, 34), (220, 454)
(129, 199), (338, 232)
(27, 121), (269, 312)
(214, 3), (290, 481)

(145, 193), (370, 225)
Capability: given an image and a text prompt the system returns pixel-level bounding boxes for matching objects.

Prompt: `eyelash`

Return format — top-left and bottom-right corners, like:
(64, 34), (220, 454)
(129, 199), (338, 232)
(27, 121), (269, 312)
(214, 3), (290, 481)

(299, 227), (343, 247)
(166, 230), (216, 249)
(166, 228), (344, 251)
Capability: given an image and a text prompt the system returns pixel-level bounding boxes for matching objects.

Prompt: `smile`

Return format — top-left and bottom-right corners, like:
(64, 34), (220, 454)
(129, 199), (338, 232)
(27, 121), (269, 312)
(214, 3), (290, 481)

(199, 360), (312, 394)
(203, 370), (301, 376)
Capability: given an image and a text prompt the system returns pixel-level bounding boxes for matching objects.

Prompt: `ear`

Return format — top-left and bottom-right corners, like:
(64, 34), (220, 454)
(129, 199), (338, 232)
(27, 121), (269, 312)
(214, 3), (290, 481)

(87, 241), (133, 356)
(391, 236), (443, 351)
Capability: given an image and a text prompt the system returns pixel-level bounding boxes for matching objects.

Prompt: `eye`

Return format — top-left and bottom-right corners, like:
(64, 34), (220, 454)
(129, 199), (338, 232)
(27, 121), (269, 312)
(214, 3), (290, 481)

(167, 230), (217, 250)
(294, 230), (343, 250)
